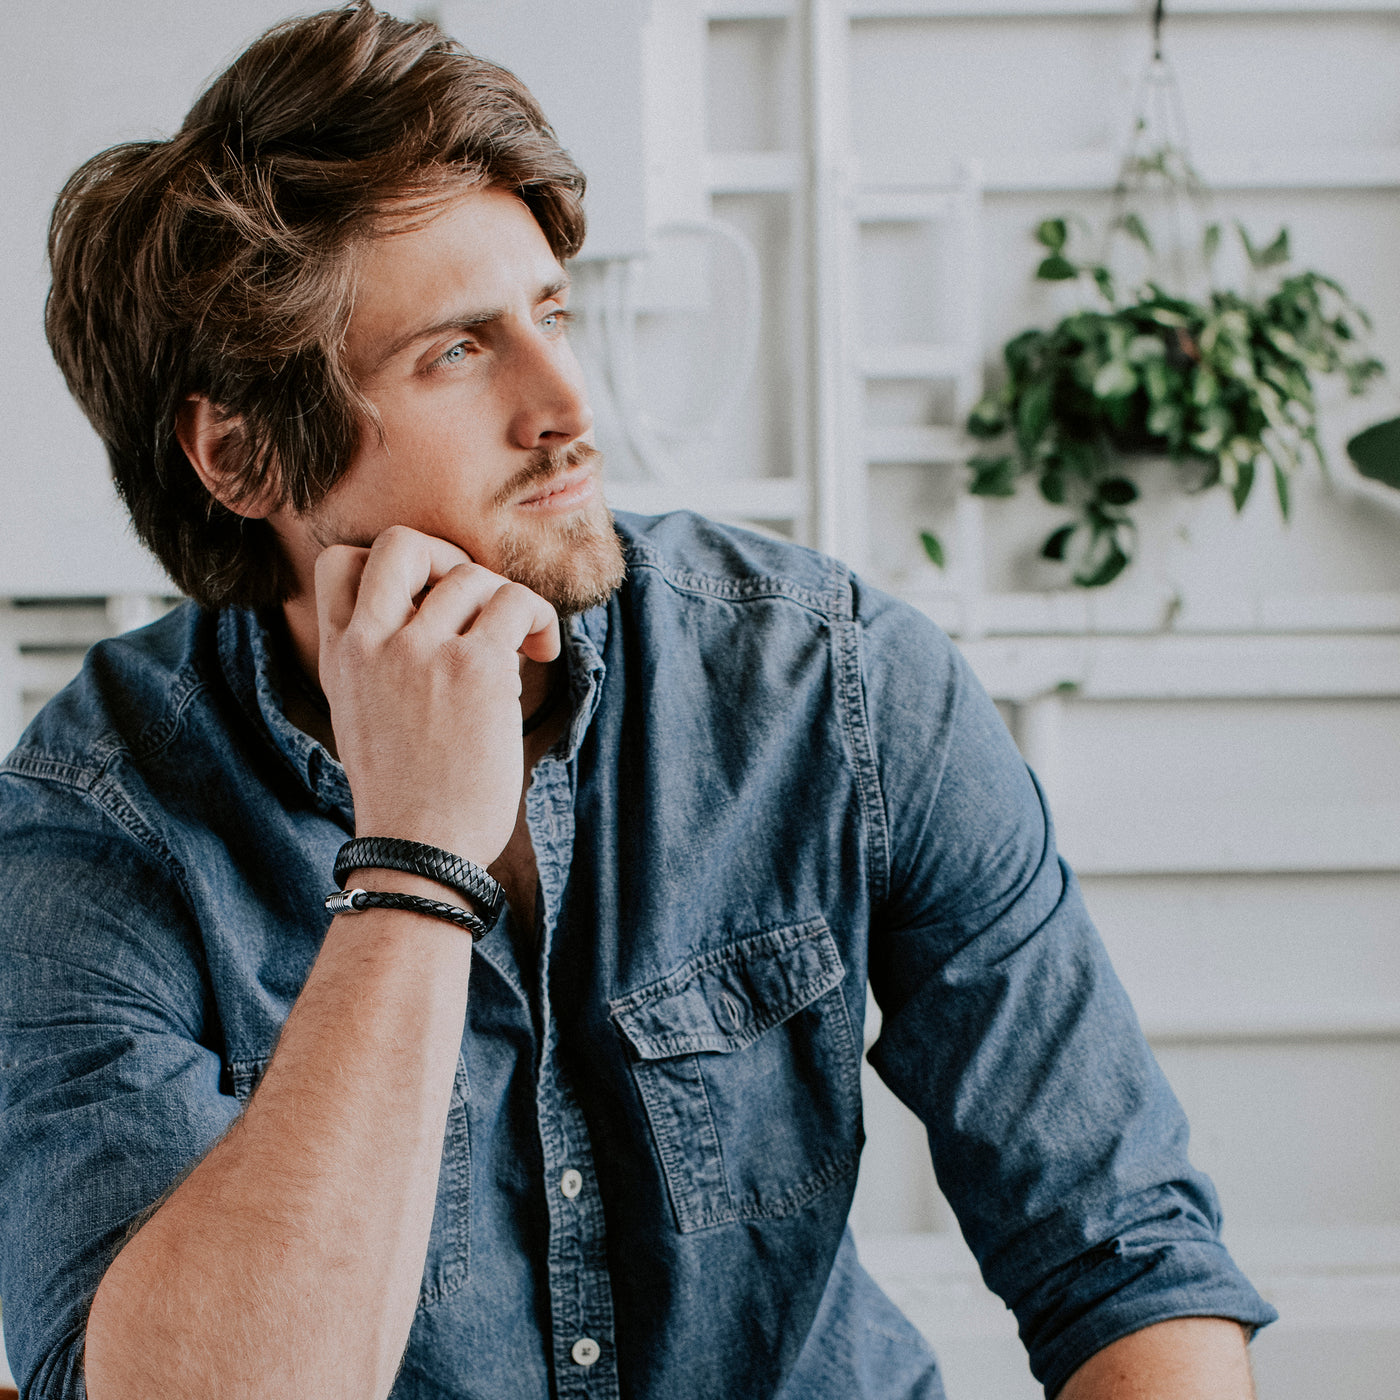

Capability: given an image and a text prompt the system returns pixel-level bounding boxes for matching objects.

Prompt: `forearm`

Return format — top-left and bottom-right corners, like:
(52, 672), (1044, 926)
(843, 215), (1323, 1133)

(85, 876), (473, 1400)
(1058, 1317), (1255, 1400)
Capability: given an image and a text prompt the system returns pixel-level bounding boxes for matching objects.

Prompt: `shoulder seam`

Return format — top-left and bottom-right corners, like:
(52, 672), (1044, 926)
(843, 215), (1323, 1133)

(1, 753), (194, 904)
(832, 592), (890, 907)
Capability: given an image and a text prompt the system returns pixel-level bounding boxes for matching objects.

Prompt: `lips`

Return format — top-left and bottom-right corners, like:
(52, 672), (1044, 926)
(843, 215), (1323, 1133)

(515, 461), (597, 510)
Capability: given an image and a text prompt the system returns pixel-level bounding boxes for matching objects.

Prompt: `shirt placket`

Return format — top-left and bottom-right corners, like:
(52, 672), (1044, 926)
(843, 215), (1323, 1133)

(528, 755), (619, 1399)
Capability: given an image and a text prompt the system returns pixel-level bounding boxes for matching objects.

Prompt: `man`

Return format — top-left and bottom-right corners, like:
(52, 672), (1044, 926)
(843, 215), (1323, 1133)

(0, 5), (1274, 1397)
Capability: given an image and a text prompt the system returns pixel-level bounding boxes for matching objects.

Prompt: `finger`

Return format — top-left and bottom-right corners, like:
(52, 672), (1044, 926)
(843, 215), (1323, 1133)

(410, 561), (507, 640)
(465, 581), (561, 663)
(315, 544), (371, 638)
(353, 525), (474, 639)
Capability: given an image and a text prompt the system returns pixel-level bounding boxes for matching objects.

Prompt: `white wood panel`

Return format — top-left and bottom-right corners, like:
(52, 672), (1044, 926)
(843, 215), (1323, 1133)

(1086, 872), (1400, 1034)
(958, 634), (1400, 700)
(1056, 800), (1400, 874)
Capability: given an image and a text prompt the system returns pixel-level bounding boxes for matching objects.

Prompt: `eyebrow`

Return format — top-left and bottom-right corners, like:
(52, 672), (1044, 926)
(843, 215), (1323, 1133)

(364, 274), (572, 373)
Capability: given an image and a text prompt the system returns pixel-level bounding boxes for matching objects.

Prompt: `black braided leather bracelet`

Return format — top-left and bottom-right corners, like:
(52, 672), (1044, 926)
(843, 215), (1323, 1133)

(324, 887), (489, 940)
(335, 836), (505, 934)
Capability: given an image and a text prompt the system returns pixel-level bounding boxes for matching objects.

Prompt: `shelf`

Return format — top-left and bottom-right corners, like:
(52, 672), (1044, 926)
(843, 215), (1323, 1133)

(1141, 1002), (1400, 1042)
(901, 588), (1400, 644)
(855, 189), (965, 222)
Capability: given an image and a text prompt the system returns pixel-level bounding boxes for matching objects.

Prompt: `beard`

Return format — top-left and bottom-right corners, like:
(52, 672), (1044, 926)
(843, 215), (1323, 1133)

(303, 440), (627, 618)
(488, 442), (626, 617)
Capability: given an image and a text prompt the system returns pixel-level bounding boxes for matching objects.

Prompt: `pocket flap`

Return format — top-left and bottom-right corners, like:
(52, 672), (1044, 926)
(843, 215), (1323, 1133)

(609, 919), (846, 1060)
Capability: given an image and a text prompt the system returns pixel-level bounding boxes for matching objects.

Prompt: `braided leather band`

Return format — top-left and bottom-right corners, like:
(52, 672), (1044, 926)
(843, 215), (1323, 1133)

(324, 887), (489, 941)
(335, 837), (504, 933)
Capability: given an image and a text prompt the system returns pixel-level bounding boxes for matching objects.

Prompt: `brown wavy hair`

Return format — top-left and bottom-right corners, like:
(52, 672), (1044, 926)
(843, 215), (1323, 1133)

(45, 2), (586, 608)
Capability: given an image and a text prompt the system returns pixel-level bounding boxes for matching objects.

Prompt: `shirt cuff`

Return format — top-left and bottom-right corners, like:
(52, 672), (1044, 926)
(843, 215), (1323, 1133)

(1019, 1236), (1279, 1397)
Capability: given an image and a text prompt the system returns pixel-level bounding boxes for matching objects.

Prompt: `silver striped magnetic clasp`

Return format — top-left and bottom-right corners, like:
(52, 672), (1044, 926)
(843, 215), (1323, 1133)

(324, 888), (367, 914)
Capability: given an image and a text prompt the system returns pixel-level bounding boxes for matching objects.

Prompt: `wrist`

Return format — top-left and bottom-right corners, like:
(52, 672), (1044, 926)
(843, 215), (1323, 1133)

(334, 837), (507, 937)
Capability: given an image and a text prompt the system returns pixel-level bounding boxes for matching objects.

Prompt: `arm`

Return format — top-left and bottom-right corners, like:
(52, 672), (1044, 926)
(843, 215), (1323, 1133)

(850, 581), (1275, 1395)
(83, 528), (557, 1400)
(1059, 1318), (1255, 1399)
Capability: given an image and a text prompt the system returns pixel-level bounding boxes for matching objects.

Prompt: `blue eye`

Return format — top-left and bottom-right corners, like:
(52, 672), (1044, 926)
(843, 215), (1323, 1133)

(431, 342), (470, 370)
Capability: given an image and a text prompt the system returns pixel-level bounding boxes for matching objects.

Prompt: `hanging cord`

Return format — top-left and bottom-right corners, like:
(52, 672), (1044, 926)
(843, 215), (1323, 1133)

(1100, 0), (1214, 298)
(602, 220), (763, 487)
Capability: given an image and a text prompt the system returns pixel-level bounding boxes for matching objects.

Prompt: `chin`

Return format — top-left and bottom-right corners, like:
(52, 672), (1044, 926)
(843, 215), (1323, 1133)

(493, 500), (626, 617)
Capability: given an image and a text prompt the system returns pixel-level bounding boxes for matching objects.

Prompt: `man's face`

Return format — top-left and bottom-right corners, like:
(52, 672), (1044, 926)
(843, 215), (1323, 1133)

(270, 185), (623, 615)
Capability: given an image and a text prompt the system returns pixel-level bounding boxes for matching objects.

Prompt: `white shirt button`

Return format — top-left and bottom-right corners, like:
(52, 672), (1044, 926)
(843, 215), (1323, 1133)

(560, 1168), (583, 1199)
(571, 1337), (601, 1367)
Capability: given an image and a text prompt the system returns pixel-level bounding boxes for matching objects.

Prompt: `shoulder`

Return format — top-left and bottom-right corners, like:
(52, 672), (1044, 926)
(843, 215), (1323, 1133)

(612, 510), (851, 619)
(1, 601), (211, 795)
(610, 508), (960, 672)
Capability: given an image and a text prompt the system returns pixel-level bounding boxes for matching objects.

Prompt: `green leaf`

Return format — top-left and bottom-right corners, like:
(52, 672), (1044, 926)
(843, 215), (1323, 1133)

(919, 530), (946, 569)
(1092, 266), (1116, 304)
(1016, 379), (1053, 455)
(1041, 524), (1077, 561)
(1273, 461), (1291, 521)
(1240, 223), (1291, 271)
(1116, 211), (1154, 253)
(966, 397), (1007, 439)
(1074, 541), (1130, 588)
(1092, 359), (1137, 399)
(968, 455), (1020, 497)
(1231, 459), (1256, 512)
(1097, 476), (1139, 506)
(1127, 334), (1165, 363)
(1059, 438), (1102, 481)
(1346, 415), (1400, 490)
(1039, 468), (1067, 505)
(1035, 218), (1068, 253)
(1037, 255), (1078, 282)
(1203, 223), (1221, 263)
(1258, 227), (1291, 268)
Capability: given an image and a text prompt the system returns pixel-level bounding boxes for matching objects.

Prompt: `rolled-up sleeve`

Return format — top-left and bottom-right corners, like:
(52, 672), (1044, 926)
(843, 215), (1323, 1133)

(851, 582), (1276, 1395)
(0, 773), (240, 1400)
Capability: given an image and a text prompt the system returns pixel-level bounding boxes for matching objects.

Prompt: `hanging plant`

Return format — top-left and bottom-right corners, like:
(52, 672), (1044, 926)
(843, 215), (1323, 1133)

(947, 217), (1384, 586)
(919, 0), (1388, 587)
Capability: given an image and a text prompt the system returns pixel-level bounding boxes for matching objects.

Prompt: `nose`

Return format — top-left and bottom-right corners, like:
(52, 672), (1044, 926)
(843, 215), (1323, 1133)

(507, 329), (594, 451)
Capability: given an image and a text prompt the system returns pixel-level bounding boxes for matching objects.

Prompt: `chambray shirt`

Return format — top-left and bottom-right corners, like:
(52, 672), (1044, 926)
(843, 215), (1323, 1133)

(0, 512), (1273, 1399)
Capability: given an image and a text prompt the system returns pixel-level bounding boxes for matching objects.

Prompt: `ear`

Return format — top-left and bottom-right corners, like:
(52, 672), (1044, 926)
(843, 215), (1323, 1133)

(175, 395), (276, 520)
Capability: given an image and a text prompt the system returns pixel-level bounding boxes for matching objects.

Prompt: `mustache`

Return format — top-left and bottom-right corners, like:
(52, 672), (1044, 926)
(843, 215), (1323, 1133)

(492, 440), (601, 509)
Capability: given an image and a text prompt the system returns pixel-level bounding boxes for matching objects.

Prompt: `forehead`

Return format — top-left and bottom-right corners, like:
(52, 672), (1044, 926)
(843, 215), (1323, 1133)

(346, 186), (563, 354)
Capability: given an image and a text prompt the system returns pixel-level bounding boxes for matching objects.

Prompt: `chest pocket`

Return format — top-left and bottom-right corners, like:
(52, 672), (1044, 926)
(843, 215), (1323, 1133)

(227, 1051), (472, 1309)
(609, 919), (863, 1233)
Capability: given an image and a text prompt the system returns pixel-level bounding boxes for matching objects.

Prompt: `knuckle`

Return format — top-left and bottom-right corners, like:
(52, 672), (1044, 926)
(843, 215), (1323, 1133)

(340, 618), (377, 657)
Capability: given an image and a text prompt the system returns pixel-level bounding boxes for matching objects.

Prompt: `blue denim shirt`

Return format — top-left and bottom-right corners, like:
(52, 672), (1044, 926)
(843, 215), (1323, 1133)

(0, 511), (1273, 1399)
